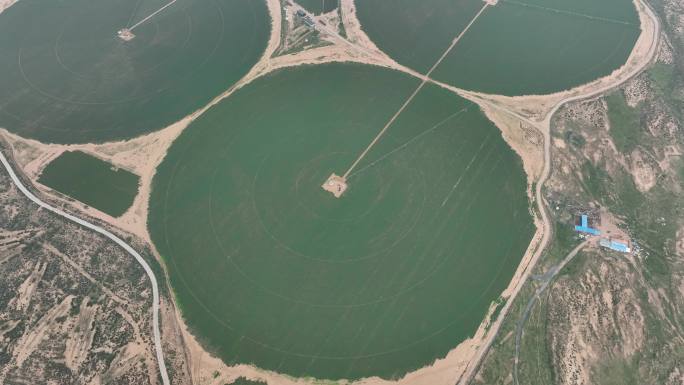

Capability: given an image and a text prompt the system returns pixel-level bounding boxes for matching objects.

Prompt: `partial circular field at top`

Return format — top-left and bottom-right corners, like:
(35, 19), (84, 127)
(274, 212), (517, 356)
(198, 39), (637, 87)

(149, 63), (535, 379)
(296, 0), (338, 15)
(0, 0), (269, 143)
(356, 0), (641, 95)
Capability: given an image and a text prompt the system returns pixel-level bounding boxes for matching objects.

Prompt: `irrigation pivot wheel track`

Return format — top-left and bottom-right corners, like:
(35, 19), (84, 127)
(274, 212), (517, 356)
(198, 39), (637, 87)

(0, 0), (269, 143)
(150, 64), (536, 380)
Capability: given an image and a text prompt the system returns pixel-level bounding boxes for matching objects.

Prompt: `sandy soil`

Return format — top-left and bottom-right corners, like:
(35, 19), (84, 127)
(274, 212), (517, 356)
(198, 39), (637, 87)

(13, 260), (47, 312)
(65, 297), (99, 371)
(322, 173), (347, 197)
(629, 149), (658, 192)
(0, 0), (662, 382)
(0, 0), (17, 13)
(14, 295), (73, 366)
(478, 104), (544, 185)
(339, 0), (388, 56)
(114, 305), (159, 385)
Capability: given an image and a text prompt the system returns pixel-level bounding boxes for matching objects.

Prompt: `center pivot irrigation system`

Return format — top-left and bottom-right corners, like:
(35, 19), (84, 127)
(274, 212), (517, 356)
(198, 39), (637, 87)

(320, 2), (490, 199)
(118, 0), (179, 41)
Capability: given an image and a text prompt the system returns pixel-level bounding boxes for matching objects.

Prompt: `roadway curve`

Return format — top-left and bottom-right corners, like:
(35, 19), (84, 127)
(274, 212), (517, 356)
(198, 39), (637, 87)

(456, 0), (660, 383)
(0, 148), (171, 385)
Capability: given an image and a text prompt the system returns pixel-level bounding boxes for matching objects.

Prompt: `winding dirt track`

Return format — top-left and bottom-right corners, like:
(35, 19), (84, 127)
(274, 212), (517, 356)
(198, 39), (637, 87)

(455, 0), (660, 382)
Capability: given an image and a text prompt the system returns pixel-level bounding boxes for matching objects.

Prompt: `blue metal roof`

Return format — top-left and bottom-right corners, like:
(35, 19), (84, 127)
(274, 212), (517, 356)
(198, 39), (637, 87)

(574, 214), (600, 235)
(599, 238), (630, 253)
(575, 225), (600, 235)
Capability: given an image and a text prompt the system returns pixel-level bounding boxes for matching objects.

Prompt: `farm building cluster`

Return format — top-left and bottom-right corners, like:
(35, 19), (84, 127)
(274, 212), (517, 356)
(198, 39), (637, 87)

(574, 213), (632, 253)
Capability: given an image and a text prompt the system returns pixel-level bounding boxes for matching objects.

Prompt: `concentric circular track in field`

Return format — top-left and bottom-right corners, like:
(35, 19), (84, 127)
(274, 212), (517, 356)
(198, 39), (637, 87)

(356, 0), (641, 95)
(0, 0), (269, 143)
(150, 64), (536, 379)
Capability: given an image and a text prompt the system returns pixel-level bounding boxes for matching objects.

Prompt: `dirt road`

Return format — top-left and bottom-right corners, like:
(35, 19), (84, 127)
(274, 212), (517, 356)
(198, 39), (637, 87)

(456, 1), (659, 382)
(0, 148), (170, 385)
(513, 240), (589, 385)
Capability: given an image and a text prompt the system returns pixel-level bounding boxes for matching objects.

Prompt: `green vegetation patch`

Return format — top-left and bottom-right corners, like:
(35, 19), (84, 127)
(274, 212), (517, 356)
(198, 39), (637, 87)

(228, 377), (267, 385)
(296, 0), (338, 15)
(149, 63), (534, 380)
(517, 293), (555, 385)
(648, 63), (676, 96)
(357, 0), (640, 95)
(39, 151), (139, 217)
(0, 0), (269, 143)
(606, 92), (642, 153)
(592, 357), (639, 385)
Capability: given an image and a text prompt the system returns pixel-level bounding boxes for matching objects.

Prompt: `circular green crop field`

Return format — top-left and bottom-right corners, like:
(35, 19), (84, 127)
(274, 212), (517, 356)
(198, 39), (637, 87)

(0, 0), (269, 143)
(356, 0), (641, 95)
(150, 64), (535, 379)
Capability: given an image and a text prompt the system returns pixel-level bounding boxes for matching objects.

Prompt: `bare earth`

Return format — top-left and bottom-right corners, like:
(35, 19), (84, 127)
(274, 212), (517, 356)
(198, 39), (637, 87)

(321, 173), (348, 197)
(0, 0), (17, 13)
(0, 0), (662, 383)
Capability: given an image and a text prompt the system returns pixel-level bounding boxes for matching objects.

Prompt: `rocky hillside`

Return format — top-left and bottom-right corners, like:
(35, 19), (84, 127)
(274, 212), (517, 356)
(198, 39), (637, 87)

(474, 0), (684, 383)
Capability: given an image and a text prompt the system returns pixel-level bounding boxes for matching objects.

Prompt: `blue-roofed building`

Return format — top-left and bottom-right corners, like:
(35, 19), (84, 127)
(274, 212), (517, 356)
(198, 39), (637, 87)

(575, 214), (600, 236)
(599, 238), (631, 253)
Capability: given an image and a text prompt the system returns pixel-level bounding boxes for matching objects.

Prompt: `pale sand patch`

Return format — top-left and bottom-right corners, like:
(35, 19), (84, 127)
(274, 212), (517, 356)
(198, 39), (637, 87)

(105, 342), (149, 380)
(339, 0), (385, 56)
(12, 259), (47, 313)
(553, 137), (567, 149)
(479, 104), (544, 184)
(0, 0), (18, 14)
(114, 305), (159, 385)
(629, 149), (657, 192)
(13, 295), (73, 367)
(595, 208), (631, 243)
(321, 173), (347, 197)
